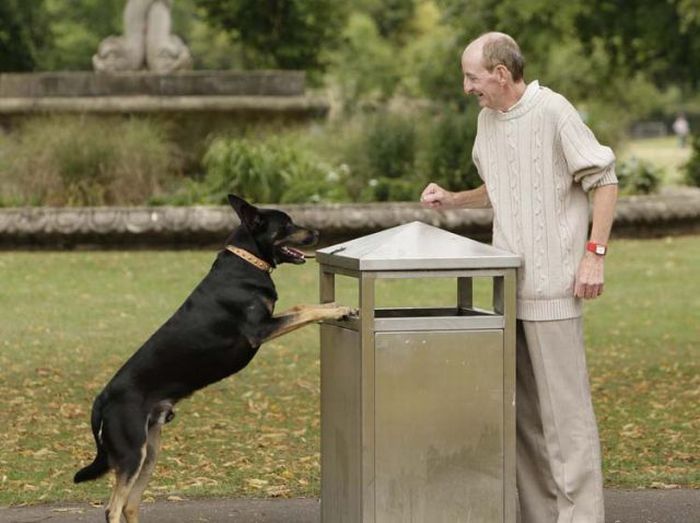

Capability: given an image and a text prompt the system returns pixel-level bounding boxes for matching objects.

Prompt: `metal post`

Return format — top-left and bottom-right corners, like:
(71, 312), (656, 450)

(494, 270), (517, 523)
(457, 276), (473, 311)
(359, 273), (376, 522)
(319, 268), (335, 304)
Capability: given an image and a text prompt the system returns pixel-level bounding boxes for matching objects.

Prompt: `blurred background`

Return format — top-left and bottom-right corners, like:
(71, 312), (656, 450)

(1, 0), (698, 207)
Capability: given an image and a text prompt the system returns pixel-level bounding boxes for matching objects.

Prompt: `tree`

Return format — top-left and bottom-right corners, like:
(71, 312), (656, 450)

(574, 0), (700, 88)
(195, 0), (348, 78)
(430, 0), (687, 146)
(354, 0), (418, 43)
(0, 0), (49, 72)
(38, 0), (122, 70)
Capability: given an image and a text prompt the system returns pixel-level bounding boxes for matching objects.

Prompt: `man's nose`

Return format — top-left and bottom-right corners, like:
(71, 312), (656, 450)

(463, 77), (473, 94)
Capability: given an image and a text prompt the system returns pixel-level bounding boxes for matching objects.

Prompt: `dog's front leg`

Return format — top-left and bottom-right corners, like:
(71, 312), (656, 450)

(260, 302), (357, 343)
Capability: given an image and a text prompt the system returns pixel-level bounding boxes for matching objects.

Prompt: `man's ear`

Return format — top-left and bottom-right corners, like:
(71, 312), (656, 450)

(228, 194), (262, 231)
(494, 64), (512, 85)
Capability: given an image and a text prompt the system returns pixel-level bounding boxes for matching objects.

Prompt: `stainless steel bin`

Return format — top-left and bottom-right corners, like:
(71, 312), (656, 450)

(316, 221), (521, 523)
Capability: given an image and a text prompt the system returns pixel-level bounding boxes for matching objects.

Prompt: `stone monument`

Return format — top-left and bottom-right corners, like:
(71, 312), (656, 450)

(0, 0), (328, 158)
(93, 0), (192, 73)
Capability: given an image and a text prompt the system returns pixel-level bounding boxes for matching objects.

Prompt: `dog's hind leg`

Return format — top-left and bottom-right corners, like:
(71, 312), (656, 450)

(102, 411), (149, 523)
(105, 446), (146, 523)
(123, 422), (163, 523)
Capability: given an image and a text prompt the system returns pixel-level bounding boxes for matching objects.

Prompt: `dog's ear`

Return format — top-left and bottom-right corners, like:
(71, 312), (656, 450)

(228, 194), (262, 231)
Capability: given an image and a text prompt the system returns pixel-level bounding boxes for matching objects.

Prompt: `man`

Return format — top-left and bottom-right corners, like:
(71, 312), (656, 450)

(672, 112), (690, 148)
(421, 32), (617, 523)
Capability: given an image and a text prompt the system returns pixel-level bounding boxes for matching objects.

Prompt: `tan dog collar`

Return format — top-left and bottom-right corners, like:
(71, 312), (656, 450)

(226, 245), (273, 273)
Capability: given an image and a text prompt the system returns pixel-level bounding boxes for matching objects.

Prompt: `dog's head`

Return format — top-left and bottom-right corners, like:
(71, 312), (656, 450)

(227, 194), (318, 267)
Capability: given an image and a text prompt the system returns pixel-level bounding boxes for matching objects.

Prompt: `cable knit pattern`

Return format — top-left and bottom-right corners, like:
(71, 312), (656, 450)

(505, 119), (523, 255)
(532, 107), (546, 298)
(472, 81), (618, 320)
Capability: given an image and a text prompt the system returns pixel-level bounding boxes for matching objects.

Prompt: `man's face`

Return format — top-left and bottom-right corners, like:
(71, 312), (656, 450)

(461, 46), (503, 110)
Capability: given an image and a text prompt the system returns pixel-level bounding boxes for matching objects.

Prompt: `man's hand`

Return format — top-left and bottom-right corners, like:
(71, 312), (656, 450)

(574, 252), (605, 299)
(420, 183), (455, 209)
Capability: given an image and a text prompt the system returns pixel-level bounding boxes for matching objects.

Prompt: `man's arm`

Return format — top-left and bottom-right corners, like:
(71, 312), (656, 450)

(420, 183), (491, 209)
(574, 183), (618, 299)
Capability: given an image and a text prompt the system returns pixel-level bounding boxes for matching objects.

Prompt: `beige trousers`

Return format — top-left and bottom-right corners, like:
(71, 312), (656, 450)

(516, 318), (605, 523)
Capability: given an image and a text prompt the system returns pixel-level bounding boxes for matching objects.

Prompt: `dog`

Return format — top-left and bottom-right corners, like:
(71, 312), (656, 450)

(74, 194), (356, 523)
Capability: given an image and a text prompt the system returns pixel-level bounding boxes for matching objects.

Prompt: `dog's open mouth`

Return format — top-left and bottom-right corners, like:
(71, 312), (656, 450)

(279, 245), (306, 264)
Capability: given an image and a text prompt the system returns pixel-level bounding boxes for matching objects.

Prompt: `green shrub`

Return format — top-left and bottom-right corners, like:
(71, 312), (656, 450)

(364, 112), (416, 180)
(159, 136), (349, 205)
(330, 107), (482, 202)
(202, 137), (293, 203)
(282, 163), (352, 204)
(361, 177), (417, 202)
(684, 134), (700, 187)
(616, 156), (663, 195)
(0, 116), (177, 206)
(341, 111), (421, 202)
(421, 108), (481, 192)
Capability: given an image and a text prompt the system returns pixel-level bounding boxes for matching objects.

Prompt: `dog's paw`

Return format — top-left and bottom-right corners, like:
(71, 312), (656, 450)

(333, 306), (359, 321)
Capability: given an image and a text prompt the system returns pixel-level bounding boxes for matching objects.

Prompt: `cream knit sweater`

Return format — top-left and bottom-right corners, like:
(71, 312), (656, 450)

(472, 81), (618, 321)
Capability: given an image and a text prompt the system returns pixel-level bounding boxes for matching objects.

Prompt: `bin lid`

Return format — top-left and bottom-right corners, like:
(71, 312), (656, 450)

(316, 221), (521, 271)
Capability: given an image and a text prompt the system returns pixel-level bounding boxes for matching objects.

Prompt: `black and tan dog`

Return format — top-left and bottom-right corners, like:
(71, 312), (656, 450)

(74, 194), (355, 523)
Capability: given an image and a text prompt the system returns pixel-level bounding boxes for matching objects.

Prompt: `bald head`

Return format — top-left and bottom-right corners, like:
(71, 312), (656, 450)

(463, 32), (525, 82)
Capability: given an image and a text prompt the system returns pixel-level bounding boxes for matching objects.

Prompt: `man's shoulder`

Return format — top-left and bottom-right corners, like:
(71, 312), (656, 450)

(539, 87), (575, 112)
(537, 87), (579, 124)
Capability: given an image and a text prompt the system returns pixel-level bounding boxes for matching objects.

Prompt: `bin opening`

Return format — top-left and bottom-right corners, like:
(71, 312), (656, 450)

(374, 307), (496, 318)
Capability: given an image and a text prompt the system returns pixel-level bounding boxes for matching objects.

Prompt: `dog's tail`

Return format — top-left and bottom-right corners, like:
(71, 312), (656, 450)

(74, 395), (110, 483)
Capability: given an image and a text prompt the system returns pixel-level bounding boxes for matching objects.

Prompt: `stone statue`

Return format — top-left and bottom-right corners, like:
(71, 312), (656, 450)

(93, 0), (192, 73)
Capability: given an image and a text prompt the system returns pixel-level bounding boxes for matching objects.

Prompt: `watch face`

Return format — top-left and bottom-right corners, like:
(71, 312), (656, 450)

(595, 245), (606, 255)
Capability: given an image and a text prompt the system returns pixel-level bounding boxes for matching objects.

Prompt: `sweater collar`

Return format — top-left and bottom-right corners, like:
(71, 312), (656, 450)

(493, 80), (542, 120)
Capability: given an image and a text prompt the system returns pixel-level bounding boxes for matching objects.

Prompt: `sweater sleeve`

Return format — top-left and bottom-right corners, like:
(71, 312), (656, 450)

(472, 143), (484, 182)
(559, 111), (618, 192)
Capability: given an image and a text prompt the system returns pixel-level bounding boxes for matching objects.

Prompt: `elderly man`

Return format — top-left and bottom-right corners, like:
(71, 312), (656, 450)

(421, 32), (617, 523)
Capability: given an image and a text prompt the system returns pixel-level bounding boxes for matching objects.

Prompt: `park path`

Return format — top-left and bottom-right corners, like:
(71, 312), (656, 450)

(1, 489), (699, 523)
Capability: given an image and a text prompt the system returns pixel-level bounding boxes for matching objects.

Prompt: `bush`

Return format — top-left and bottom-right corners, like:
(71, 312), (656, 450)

(684, 134), (700, 187)
(616, 156), (663, 195)
(0, 116), (177, 206)
(365, 112), (416, 180)
(422, 107), (481, 192)
(317, 107), (483, 202)
(340, 111), (421, 202)
(157, 136), (349, 205)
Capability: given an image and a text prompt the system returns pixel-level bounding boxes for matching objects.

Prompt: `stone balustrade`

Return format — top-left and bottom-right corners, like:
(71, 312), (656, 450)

(1, 189), (698, 249)
(0, 71), (328, 120)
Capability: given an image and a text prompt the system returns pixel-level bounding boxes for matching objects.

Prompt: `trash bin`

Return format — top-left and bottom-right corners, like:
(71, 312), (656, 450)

(316, 221), (521, 523)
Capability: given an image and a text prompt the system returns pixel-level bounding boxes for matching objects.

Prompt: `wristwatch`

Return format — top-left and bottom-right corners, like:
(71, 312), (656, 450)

(586, 241), (607, 256)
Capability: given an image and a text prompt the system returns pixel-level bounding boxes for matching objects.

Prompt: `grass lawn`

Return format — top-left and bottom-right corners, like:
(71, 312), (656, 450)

(0, 237), (698, 506)
(619, 136), (692, 186)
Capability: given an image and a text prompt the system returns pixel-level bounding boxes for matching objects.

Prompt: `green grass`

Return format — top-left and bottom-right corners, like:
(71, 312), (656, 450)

(620, 136), (692, 185)
(1, 237), (698, 506)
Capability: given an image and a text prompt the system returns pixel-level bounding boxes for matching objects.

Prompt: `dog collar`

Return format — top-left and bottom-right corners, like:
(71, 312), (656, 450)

(226, 245), (273, 273)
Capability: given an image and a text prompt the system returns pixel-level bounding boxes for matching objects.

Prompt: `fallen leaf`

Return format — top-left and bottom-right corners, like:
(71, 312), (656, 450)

(245, 478), (269, 489)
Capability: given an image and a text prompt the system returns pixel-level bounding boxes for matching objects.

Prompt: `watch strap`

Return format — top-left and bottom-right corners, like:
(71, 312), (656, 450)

(586, 241), (607, 256)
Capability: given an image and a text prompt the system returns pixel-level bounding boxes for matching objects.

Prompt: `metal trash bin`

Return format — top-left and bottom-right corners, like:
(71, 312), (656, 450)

(316, 221), (521, 523)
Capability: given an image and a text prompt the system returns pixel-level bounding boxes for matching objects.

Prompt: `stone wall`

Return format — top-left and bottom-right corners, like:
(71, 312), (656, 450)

(0, 71), (306, 98)
(1, 189), (698, 249)
(0, 71), (328, 121)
